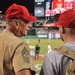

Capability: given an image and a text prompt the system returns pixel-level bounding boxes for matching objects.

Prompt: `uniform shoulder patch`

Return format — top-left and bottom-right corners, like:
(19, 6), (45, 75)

(21, 47), (30, 63)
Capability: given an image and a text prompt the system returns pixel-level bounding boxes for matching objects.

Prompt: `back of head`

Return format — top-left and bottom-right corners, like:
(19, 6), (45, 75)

(55, 9), (75, 28)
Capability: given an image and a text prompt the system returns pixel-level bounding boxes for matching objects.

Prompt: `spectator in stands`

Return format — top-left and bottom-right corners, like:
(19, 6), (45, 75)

(0, 3), (37, 75)
(34, 44), (40, 60)
(48, 32), (52, 41)
(55, 31), (60, 39)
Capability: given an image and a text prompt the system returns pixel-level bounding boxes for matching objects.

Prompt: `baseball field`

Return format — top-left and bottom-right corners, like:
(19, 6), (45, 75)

(22, 38), (64, 74)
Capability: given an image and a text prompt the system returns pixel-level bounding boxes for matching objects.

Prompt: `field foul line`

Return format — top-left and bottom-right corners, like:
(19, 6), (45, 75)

(35, 64), (42, 71)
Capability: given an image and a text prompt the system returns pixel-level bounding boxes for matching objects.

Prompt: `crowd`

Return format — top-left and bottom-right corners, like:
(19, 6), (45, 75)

(38, 28), (60, 39)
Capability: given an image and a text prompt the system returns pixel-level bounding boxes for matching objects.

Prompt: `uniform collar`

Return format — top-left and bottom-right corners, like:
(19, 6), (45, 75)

(2, 29), (15, 36)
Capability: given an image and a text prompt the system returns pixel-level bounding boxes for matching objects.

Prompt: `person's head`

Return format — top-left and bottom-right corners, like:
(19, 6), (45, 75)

(5, 3), (37, 37)
(55, 10), (75, 42)
(36, 44), (38, 46)
(56, 2), (62, 9)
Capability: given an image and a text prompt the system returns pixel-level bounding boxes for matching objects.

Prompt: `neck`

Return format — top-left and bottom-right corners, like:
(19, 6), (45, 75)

(64, 35), (75, 43)
(6, 26), (20, 37)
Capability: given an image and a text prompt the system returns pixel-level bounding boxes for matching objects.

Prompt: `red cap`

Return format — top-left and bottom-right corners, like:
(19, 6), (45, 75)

(5, 3), (37, 22)
(55, 9), (75, 28)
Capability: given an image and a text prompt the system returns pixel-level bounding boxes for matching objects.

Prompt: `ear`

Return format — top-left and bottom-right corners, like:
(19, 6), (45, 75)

(61, 27), (65, 34)
(12, 19), (19, 29)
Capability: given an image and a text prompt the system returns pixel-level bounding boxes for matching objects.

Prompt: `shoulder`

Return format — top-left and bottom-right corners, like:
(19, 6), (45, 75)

(47, 50), (63, 58)
(45, 50), (68, 63)
(8, 37), (27, 49)
(10, 37), (24, 44)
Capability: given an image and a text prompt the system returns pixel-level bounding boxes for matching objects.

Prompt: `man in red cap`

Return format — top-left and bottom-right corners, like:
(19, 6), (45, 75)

(0, 3), (37, 75)
(40, 9), (75, 75)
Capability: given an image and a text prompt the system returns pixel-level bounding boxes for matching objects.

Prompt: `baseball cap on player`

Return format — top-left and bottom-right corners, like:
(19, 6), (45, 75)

(5, 3), (37, 22)
(55, 9), (75, 28)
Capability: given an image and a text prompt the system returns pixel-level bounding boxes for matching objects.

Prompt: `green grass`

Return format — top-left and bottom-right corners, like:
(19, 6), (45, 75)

(34, 61), (43, 74)
(22, 38), (64, 54)
(22, 38), (64, 74)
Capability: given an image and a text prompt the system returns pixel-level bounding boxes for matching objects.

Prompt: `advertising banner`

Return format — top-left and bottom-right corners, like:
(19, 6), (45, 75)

(45, 0), (74, 16)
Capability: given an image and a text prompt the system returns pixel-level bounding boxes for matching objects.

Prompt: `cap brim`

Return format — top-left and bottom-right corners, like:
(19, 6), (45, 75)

(24, 15), (37, 22)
